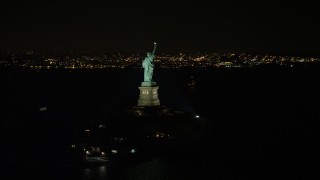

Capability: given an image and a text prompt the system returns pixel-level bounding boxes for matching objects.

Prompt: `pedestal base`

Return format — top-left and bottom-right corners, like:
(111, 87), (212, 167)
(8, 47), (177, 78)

(138, 85), (160, 107)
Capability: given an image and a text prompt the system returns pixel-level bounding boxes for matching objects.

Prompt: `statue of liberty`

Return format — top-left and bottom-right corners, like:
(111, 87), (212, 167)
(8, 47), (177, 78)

(142, 42), (157, 83)
(138, 42), (160, 106)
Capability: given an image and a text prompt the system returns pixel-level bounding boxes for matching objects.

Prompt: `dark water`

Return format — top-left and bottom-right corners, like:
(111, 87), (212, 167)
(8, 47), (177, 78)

(0, 66), (318, 179)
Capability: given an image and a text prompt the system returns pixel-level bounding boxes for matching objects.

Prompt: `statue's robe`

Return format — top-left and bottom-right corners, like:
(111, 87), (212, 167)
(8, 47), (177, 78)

(142, 57), (154, 82)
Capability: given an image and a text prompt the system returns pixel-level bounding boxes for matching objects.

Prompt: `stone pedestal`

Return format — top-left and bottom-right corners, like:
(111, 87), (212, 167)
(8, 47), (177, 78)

(138, 82), (160, 106)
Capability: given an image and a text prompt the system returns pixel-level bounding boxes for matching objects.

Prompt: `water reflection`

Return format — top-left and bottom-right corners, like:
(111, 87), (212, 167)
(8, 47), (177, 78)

(126, 158), (171, 180)
(83, 166), (107, 180)
(78, 158), (173, 180)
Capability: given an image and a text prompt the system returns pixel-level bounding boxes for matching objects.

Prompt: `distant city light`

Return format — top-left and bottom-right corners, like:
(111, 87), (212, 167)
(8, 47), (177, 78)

(39, 107), (47, 112)
(101, 152), (105, 155)
(111, 150), (118, 154)
(86, 151), (90, 154)
(131, 149), (136, 154)
(98, 125), (106, 128)
(195, 115), (200, 118)
(85, 129), (90, 132)
(3, 52), (317, 69)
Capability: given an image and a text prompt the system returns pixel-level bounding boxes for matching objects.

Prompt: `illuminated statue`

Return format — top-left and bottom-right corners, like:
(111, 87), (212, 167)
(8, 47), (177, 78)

(142, 42), (157, 82)
(138, 42), (160, 106)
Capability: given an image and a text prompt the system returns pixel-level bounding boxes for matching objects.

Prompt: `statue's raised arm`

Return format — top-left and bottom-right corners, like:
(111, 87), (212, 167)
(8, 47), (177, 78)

(152, 42), (157, 55)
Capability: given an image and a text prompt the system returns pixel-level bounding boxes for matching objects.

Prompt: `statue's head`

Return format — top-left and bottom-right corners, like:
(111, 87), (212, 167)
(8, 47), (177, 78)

(147, 52), (152, 57)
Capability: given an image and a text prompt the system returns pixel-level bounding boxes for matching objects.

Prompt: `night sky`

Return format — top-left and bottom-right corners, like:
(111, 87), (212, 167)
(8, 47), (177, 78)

(1, 1), (320, 54)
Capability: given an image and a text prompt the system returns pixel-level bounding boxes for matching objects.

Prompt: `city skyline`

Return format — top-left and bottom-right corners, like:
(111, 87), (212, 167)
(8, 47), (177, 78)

(1, 51), (319, 69)
(1, 1), (320, 54)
